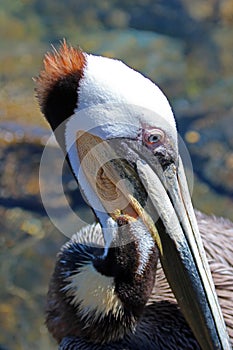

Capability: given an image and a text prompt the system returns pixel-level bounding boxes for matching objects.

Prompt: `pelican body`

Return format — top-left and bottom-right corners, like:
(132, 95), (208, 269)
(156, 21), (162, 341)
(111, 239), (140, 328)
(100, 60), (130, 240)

(36, 42), (232, 349)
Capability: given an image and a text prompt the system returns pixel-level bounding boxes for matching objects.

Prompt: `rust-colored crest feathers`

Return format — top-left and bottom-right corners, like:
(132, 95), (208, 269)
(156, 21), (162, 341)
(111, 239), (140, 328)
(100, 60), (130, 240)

(36, 40), (86, 107)
(35, 40), (86, 129)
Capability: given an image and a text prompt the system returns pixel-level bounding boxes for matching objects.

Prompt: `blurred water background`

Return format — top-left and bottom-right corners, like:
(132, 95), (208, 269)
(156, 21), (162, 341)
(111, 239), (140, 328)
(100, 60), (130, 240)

(0, 1), (233, 349)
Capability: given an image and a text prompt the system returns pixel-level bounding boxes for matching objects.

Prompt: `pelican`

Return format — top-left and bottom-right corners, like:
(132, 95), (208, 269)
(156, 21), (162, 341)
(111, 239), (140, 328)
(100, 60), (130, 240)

(36, 41), (232, 349)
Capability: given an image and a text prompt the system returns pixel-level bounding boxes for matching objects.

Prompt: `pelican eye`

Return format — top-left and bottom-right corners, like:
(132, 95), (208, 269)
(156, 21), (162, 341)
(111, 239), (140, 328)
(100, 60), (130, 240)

(146, 130), (164, 145)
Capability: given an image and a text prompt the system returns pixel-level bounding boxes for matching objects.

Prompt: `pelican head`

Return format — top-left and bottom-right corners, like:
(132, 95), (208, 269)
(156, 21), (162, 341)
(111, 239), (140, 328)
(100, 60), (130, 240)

(36, 41), (230, 349)
(46, 218), (158, 344)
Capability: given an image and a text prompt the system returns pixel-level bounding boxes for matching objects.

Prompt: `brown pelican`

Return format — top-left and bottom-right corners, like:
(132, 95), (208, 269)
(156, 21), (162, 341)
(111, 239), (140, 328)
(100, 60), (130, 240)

(36, 41), (232, 349)
(48, 219), (201, 350)
(45, 213), (233, 350)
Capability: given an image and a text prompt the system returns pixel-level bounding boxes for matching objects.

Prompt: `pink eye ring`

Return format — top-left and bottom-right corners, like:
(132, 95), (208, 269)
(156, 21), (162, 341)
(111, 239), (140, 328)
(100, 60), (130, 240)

(144, 129), (165, 145)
